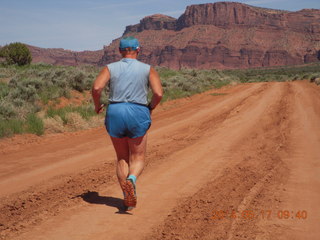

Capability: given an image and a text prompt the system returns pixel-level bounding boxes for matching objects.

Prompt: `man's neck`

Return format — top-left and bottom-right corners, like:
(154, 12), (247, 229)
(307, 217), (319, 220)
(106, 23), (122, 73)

(123, 55), (137, 59)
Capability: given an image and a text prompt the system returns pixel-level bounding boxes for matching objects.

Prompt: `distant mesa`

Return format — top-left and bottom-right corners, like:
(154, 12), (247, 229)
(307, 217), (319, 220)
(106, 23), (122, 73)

(27, 45), (104, 66)
(29, 2), (320, 69)
(124, 14), (177, 34)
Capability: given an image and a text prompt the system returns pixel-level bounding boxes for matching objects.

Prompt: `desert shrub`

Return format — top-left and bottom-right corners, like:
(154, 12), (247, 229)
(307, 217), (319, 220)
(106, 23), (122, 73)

(73, 105), (97, 120)
(26, 113), (44, 135)
(222, 63), (320, 83)
(47, 107), (70, 123)
(46, 105), (96, 123)
(0, 42), (32, 66)
(70, 72), (92, 92)
(87, 115), (103, 128)
(1, 62), (320, 138)
(0, 82), (10, 99)
(162, 88), (191, 101)
(65, 112), (88, 130)
(212, 79), (231, 88)
(181, 80), (199, 92)
(156, 67), (178, 79)
(291, 75), (300, 81)
(39, 85), (68, 103)
(43, 116), (65, 133)
(0, 119), (24, 137)
(9, 82), (38, 103)
(0, 63), (100, 138)
(8, 77), (46, 104)
(0, 99), (17, 119)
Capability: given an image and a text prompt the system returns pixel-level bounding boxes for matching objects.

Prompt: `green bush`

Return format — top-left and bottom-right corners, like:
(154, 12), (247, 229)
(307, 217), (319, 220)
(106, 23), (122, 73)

(0, 99), (17, 119)
(0, 42), (32, 66)
(71, 72), (92, 92)
(8, 80), (39, 103)
(0, 82), (10, 99)
(0, 62), (319, 138)
(156, 67), (178, 79)
(46, 105), (96, 124)
(0, 119), (24, 138)
(26, 113), (44, 135)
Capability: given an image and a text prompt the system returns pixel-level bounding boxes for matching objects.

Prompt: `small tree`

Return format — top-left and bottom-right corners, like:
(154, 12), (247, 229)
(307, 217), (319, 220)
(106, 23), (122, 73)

(0, 42), (32, 66)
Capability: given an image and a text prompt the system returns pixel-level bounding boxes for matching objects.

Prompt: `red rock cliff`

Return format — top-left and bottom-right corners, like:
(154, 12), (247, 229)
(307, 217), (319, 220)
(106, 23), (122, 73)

(28, 45), (104, 66)
(100, 2), (320, 69)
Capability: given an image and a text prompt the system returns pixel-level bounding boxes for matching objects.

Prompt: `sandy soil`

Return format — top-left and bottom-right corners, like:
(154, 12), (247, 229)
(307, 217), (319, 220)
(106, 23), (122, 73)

(0, 81), (319, 240)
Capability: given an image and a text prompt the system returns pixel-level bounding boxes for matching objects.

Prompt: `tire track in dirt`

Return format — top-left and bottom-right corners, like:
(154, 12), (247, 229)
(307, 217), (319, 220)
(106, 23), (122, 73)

(144, 83), (293, 240)
(2, 82), (318, 240)
(10, 83), (285, 240)
(0, 83), (270, 240)
(260, 81), (320, 240)
(145, 83), (270, 168)
(0, 82), (274, 240)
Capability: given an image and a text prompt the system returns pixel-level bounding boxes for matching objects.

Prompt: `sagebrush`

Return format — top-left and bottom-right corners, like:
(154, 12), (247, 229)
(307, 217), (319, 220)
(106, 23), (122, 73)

(0, 62), (319, 138)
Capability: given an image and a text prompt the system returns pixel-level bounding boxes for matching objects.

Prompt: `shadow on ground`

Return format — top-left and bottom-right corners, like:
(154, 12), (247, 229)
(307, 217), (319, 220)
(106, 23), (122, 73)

(78, 191), (131, 215)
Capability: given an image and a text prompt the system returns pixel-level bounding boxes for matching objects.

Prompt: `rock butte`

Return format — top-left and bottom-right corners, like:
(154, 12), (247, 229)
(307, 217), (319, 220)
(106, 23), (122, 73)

(29, 2), (320, 69)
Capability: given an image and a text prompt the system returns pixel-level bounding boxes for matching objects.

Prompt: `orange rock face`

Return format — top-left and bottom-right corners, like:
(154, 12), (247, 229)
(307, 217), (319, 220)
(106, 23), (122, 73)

(28, 2), (320, 69)
(28, 45), (104, 66)
(100, 2), (320, 69)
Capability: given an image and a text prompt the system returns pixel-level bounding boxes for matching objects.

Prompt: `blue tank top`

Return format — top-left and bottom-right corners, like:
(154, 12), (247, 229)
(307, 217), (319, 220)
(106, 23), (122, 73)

(107, 58), (150, 105)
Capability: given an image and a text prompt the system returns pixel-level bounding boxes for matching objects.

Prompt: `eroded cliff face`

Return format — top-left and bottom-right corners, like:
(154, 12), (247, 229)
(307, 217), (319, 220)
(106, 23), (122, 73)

(100, 2), (320, 69)
(28, 2), (320, 69)
(28, 45), (104, 66)
(124, 14), (176, 34)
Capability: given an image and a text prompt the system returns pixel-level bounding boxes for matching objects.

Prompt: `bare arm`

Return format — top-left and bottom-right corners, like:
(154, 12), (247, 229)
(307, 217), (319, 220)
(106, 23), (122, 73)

(92, 67), (110, 114)
(148, 67), (163, 112)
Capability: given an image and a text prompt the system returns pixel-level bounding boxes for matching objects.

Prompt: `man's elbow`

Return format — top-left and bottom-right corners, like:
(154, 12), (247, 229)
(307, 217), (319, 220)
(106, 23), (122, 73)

(92, 85), (103, 94)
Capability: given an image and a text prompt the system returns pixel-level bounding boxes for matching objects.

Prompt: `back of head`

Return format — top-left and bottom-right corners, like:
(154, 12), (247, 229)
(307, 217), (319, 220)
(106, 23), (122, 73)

(119, 36), (140, 52)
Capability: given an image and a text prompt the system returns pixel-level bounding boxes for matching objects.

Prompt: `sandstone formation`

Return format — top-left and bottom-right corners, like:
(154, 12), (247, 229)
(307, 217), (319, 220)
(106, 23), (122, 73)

(27, 2), (320, 69)
(28, 45), (104, 66)
(124, 14), (176, 34)
(100, 2), (320, 69)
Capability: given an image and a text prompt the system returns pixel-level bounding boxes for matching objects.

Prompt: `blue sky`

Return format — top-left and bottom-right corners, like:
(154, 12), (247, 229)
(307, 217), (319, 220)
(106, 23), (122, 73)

(0, 0), (319, 51)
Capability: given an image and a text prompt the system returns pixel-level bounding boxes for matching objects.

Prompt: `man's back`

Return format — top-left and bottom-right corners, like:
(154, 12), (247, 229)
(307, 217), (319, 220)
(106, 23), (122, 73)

(107, 58), (150, 105)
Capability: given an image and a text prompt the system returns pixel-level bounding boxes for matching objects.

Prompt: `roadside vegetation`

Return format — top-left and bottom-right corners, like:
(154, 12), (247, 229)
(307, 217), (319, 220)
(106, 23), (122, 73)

(0, 63), (100, 137)
(0, 42), (32, 66)
(0, 62), (319, 138)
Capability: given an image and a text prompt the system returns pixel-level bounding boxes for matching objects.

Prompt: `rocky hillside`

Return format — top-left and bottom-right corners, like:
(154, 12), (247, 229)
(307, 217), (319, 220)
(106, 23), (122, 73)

(27, 2), (320, 69)
(28, 45), (104, 66)
(100, 2), (320, 69)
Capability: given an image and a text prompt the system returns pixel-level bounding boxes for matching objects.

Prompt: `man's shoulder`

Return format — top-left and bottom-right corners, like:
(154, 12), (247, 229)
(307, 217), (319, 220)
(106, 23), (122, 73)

(135, 60), (151, 69)
(107, 60), (122, 67)
(107, 59), (150, 71)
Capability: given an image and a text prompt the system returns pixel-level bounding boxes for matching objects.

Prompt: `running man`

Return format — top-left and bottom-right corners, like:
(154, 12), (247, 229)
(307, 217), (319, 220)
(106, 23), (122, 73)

(92, 36), (163, 211)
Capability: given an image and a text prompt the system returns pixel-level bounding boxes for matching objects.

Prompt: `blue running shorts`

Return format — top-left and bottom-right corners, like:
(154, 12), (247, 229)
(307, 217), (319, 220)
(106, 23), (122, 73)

(105, 102), (151, 138)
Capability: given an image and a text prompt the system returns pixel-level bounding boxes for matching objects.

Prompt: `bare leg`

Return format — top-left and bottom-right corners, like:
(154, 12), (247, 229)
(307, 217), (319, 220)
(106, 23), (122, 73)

(111, 134), (147, 210)
(127, 134), (147, 178)
(110, 136), (129, 191)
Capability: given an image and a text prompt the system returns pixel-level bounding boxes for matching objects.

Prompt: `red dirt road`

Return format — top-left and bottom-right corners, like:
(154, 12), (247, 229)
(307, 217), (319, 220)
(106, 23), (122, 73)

(0, 81), (319, 240)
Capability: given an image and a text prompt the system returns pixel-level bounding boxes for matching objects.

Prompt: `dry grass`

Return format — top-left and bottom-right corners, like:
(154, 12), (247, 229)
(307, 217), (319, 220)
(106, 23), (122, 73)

(65, 112), (89, 131)
(87, 115), (104, 128)
(43, 116), (65, 133)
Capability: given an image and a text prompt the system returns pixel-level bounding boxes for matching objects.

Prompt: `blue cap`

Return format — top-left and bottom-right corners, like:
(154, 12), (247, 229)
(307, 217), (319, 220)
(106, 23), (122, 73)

(119, 36), (140, 50)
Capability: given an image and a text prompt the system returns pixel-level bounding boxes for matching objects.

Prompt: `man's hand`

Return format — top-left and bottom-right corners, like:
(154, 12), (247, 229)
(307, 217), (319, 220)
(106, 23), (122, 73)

(95, 104), (105, 114)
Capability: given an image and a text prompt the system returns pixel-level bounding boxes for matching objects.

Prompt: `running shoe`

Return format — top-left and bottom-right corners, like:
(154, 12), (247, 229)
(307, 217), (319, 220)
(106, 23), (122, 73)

(123, 178), (137, 211)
